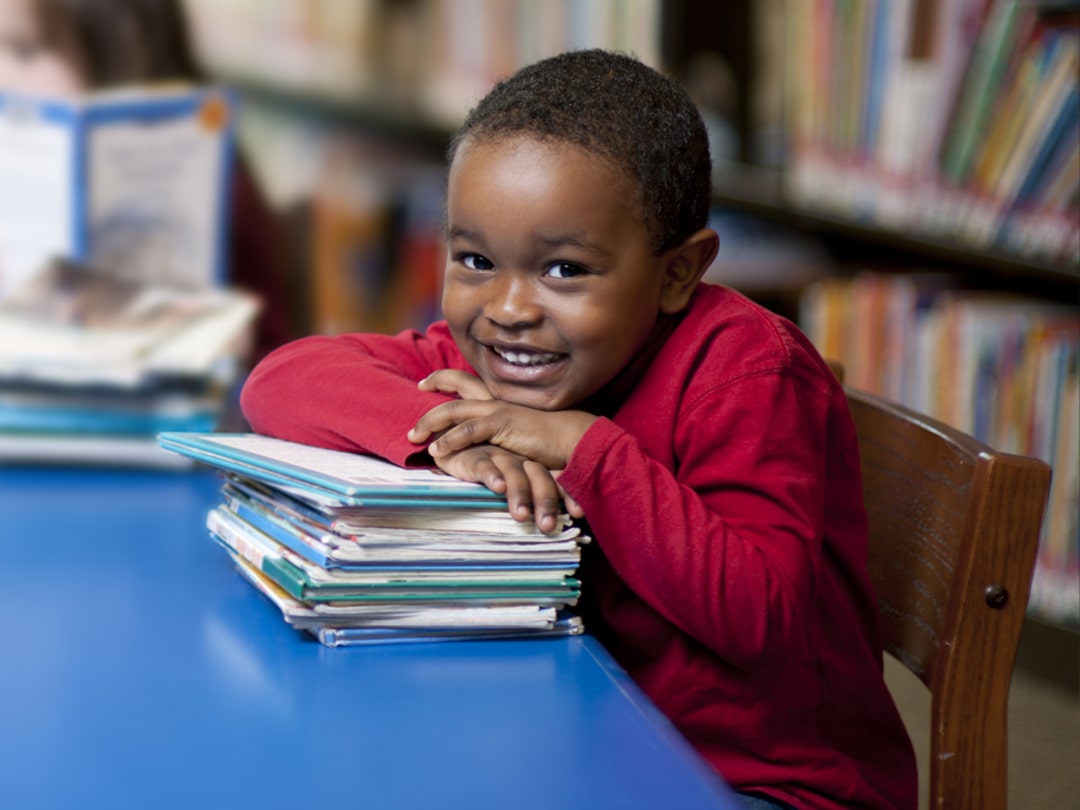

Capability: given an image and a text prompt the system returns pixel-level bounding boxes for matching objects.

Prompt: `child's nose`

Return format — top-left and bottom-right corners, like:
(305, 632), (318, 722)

(485, 273), (542, 327)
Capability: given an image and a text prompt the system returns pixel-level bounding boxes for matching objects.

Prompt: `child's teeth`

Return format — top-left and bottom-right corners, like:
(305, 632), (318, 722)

(499, 349), (558, 365)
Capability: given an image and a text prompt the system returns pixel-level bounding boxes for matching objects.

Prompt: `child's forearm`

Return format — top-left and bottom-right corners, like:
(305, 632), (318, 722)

(240, 331), (459, 465)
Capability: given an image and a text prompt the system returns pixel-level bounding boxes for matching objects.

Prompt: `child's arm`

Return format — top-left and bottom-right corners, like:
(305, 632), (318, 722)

(239, 324), (470, 466)
(560, 372), (848, 670)
(413, 367), (848, 671)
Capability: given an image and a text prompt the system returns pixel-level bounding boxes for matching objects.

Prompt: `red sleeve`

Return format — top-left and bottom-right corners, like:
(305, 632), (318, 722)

(239, 322), (471, 466)
(558, 371), (838, 671)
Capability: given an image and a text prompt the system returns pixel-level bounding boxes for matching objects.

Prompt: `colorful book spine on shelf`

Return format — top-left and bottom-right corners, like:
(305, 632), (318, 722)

(939, 0), (1027, 186)
(782, 0), (1079, 266)
(963, 28), (1080, 245)
(799, 273), (1080, 626)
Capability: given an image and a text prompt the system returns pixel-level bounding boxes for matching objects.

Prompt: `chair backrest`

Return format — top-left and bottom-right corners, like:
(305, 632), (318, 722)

(845, 387), (1051, 810)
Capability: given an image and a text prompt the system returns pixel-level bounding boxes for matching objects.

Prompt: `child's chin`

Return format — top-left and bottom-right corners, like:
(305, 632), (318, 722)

(489, 384), (570, 412)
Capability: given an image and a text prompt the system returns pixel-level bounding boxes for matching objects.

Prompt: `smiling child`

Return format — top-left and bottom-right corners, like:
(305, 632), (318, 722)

(241, 49), (917, 810)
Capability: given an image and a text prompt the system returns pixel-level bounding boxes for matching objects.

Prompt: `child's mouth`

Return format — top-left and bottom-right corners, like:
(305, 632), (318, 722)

(492, 346), (563, 367)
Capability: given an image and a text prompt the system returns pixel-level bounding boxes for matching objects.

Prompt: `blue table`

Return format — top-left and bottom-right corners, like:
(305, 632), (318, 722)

(0, 466), (738, 809)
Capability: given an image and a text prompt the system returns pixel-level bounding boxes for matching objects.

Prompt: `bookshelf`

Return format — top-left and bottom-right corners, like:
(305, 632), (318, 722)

(712, 164), (1080, 290)
(182, 0), (1079, 640)
(767, 0), (1077, 641)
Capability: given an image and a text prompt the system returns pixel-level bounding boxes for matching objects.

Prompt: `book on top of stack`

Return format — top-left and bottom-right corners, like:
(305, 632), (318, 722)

(157, 431), (589, 647)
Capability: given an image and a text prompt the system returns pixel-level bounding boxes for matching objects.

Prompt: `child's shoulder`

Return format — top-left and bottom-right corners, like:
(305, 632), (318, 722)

(669, 283), (835, 396)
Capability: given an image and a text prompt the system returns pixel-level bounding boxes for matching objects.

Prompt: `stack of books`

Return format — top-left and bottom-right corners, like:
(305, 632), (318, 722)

(158, 432), (588, 647)
(0, 260), (258, 466)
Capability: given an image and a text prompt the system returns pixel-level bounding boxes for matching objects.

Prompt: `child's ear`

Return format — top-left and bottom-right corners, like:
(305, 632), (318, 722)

(659, 228), (720, 314)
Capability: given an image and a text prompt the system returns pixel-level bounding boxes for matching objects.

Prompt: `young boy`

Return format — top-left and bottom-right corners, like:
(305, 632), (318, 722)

(241, 50), (917, 810)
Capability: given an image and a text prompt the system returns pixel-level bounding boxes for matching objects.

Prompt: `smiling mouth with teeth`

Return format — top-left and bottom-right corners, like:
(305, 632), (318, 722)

(492, 346), (563, 366)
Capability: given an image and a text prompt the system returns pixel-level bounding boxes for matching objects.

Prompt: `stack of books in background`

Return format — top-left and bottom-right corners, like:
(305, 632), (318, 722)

(158, 432), (587, 646)
(0, 260), (258, 466)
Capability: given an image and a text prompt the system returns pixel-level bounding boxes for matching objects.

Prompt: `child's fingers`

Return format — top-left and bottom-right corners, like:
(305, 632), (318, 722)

(523, 460), (562, 533)
(407, 400), (497, 446)
(471, 458), (507, 495)
(418, 370), (493, 400)
(491, 456), (535, 523)
(433, 448), (508, 494)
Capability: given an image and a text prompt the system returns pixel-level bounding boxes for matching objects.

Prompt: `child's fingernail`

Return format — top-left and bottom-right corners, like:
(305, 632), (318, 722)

(428, 440), (440, 455)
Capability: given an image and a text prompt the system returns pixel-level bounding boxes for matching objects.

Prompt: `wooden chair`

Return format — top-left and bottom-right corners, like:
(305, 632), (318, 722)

(845, 387), (1051, 810)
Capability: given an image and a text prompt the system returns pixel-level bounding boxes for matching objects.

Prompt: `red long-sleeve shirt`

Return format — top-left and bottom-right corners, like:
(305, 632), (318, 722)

(240, 283), (917, 809)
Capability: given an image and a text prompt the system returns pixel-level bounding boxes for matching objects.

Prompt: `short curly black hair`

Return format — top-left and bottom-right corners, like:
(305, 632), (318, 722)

(448, 49), (713, 255)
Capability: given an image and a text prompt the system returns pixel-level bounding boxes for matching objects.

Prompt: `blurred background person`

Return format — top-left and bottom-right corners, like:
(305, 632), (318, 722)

(0, 0), (293, 362)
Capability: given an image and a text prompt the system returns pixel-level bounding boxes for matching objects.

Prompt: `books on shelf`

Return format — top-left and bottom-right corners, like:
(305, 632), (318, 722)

(420, 0), (662, 127)
(784, 0), (1079, 266)
(309, 136), (446, 335)
(184, 0), (662, 128)
(157, 431), (589, 647)
(0, 260), (258, 467)
(800, 272), (1080, 626)
(0, 83), (235, 299)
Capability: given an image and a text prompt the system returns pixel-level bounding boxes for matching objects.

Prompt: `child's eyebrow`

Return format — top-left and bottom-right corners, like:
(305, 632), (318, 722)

(537, 233), (613, 257)
(445, 226), (476, 242)
(447, 227), (612, 258)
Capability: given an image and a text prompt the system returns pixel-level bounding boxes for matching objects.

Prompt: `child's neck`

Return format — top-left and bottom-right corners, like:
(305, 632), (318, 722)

(579, 311), (681, 417)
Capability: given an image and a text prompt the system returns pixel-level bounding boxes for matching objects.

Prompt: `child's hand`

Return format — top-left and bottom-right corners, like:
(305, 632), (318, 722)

(408, 397), (596, 473)
(429, 443), (580, 531)
(409, 369), (592, 525)
(417, 369), (494, 400)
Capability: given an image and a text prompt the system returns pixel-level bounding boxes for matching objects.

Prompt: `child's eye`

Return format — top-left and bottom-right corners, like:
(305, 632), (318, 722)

(460, 253), (494, 271)
(545, 262), (586, 279)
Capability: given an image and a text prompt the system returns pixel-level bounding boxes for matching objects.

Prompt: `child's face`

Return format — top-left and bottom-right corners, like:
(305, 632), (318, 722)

(443, 136), (668, 411)
(0, 0), (84, 99)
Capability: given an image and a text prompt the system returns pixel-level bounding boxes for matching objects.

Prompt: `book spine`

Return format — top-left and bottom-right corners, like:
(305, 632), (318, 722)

(208, 507), (311, 600)
(222, 491), (336, 569)
(940, 0), (1023, 184)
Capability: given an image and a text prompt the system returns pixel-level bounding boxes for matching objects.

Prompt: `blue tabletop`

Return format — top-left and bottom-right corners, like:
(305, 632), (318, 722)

(0, 466), (738, 810)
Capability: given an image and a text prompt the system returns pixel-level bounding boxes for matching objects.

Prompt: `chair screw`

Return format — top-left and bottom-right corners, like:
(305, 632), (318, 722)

(984, 584), (1009, 609)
